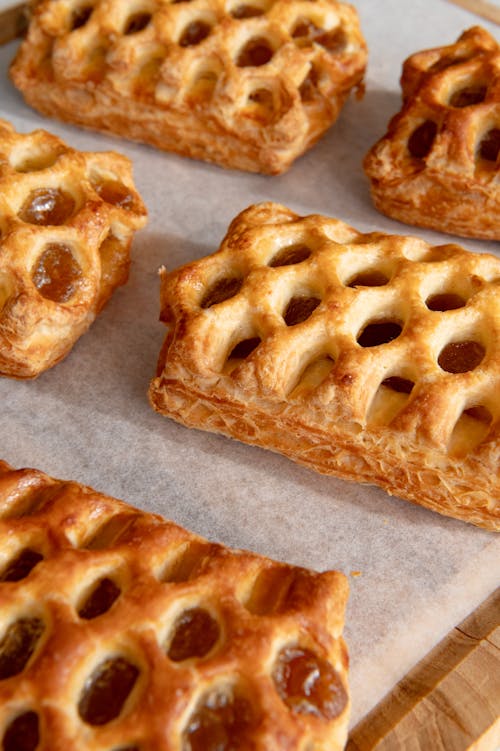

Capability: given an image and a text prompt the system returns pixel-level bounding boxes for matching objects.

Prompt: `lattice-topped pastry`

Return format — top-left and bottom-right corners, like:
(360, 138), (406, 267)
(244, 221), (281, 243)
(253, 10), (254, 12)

(0, 460), (350, 751)
(0, 118), (147, 378)
(10, 0), (367, 174)
(364, 27), (500, 240)
(149, 202), (500, 530)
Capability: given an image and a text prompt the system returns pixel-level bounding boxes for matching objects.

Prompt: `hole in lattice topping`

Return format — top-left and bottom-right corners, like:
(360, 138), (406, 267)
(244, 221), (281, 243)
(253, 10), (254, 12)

(407, 120), (438, 159)
(269, 243), (312, 267)
(10, 143), (64, 173)
(347, 269), (389, 287)
(228, 337), (261, 360)
(201, 277), (243, 308)
(273, 646), (347, 719)
(231, 4), (265, 18)
(124, 11), (152, 34)
(161, 541), (212, 583)
(91, 176), (135, 209)
(357, 320), (403, 347)
(78, 577), (121, 619)
(0, 549), (43, 582)
(299, 66), (320, 102)
(478, 128), (500, 163)
(70, 4), (93, 30)
(382, 376), (414, 394)
(425, 292), (465, 311)
(167, 607), (220, 661)
(83, 514), (139, 550)
(32, 243), (83, 303)
(368, 375), (415, 426)
(448, 405), (493, 456)
(2, 711), (39, 751)
(0, 618), (45, 680)
(283, 296), (320, 326)
(292, 18), (347, 53)
(0, 483), (60, 520)
(179, 20), (212, 47)
(246, 86), (276, 122)
(78, 657), (139, 725)
(289, 354), (335, 399)
(236, 37), (274, 67)
(438, 340), (485, 373)
(19, 187), (76, 226)
(429, 53), (474, 72)
(243, 565), (293, 615)
(188, 61), (220, 102)
(83, 40), (109, 83)
(183, 683), (256, 751)
(449, 83), (487, 108)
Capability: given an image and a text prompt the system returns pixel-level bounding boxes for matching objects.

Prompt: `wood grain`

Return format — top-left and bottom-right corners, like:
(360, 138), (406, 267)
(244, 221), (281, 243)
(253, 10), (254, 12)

(447, 0), (500, 24)
(347, 588), (500, 751)
(0, 3), (27, 45)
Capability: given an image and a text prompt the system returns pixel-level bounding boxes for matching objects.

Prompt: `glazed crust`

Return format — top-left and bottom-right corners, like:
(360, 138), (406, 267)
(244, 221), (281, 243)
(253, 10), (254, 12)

(363, 27), (500, 241)
(149, 202), (500, 530)
(0, 460), (349, 751)
(0, 118), (147, 378)
(10, 0), (367, 174)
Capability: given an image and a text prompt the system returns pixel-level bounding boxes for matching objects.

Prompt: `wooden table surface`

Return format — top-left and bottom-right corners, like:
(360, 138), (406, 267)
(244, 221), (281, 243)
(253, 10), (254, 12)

(348, 588), (500, 751)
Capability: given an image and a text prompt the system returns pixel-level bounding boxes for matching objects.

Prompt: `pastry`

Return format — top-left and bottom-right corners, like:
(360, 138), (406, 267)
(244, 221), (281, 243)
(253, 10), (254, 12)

(0, 118), (147, 378)
(364, 27), (500, 241)
(10, 0), (367, 174)
(0, 460), (350, 750)
(149, 202), (500, 530)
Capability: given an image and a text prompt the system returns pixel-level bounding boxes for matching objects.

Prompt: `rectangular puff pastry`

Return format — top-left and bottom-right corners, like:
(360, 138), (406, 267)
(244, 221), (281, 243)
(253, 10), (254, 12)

(149, 202), (500, 530)
(10, 0), (366, 174)
(0, 459), (350, 751)
(364, 27), (500, 241)
(0, 118), (147, 378)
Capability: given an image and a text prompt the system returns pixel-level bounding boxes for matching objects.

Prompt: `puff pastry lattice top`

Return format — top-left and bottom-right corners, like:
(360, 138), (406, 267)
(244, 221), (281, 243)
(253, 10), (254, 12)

(156, 202), (500, 463)
(364, 27), (499, 239)
(11, 0), (367, 173)
(0, 118), (146, 377)
(0, 460), (349, 751)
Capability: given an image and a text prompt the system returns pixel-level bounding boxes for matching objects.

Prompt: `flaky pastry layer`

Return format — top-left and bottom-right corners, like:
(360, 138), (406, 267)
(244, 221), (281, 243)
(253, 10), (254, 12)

(0, 460), (349, 751)
(10, 0), (366, 174)
(149, 202), (500, 530)
(364, 27), (500, 241)
(0, 118), (147, 378)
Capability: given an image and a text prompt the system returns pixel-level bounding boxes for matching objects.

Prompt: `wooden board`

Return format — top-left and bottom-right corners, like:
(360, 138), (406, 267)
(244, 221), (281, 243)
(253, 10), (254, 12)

(347, 588), (500, 751)
(447, 0), (500, 25)
(0, 3), (27, 45)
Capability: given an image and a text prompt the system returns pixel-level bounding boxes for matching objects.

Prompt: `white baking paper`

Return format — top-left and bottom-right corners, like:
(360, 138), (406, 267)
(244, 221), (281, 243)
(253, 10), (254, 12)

(0, 0), (498, 727)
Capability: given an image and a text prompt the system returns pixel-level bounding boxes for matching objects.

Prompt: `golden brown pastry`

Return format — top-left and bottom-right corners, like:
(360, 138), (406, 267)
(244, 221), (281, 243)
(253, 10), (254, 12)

(363, 27), (500, 241)
(0, 118), (147, 378)
(0, 460), (350, 751)
(149, 202), (500, 530)
(10, 0), (367, 174)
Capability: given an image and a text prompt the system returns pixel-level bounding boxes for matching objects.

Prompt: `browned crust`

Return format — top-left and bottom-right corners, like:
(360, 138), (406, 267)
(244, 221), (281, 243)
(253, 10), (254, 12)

(0, 460), (349, 750)
(364, 27), (500, 240)
(149, 202), (500, 530)
(10, 0), (367, 174)
(0, 118), (147, 378)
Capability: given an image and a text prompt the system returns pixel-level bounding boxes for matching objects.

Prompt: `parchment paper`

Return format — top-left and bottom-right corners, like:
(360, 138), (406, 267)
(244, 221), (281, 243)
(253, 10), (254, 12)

(0, 0), (498, 727)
